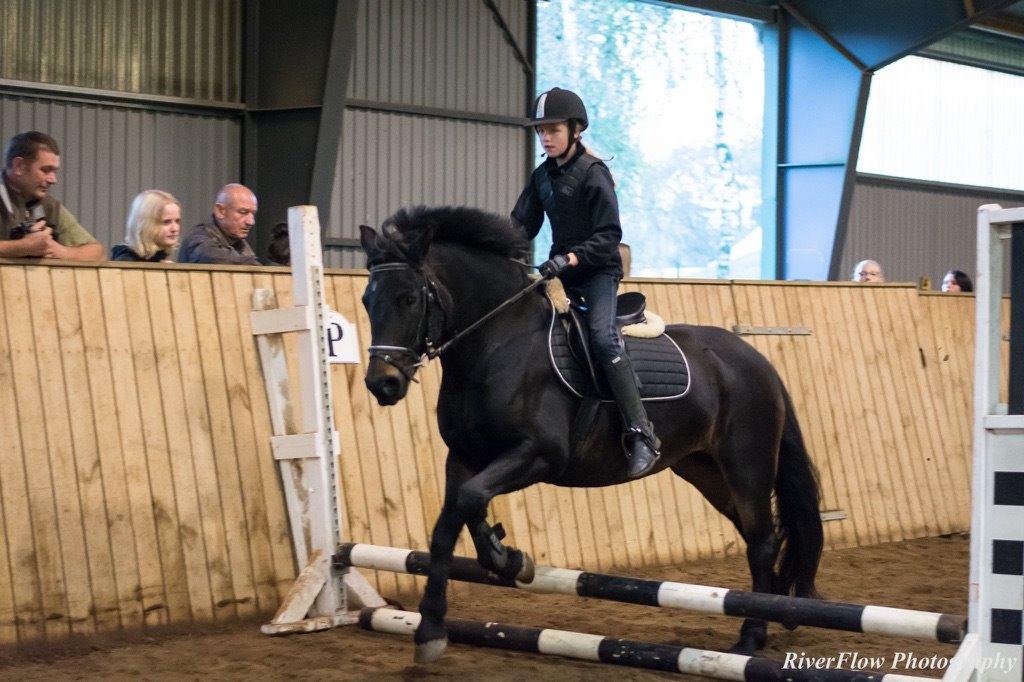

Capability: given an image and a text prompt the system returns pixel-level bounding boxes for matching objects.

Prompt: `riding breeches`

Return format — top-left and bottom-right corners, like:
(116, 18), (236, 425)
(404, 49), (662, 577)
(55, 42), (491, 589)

(564, 271), (623, 365)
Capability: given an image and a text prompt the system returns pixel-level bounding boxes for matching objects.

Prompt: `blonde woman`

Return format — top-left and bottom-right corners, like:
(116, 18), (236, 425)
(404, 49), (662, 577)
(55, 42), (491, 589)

(111, 190), (181, 262)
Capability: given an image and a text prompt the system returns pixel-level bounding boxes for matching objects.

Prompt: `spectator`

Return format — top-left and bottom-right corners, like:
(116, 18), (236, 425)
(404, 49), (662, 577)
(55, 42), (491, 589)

(265, 221), (290, 266)
(0, 131), (103, 261)
(177, 183), (260, 265)
(111, 190), (181, 262)
(941, 269), (974, 293)
(852, 259), (885, 283)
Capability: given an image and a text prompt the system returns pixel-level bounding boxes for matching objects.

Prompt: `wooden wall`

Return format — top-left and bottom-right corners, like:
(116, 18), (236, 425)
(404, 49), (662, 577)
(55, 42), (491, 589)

(0, 260), (1007, 645)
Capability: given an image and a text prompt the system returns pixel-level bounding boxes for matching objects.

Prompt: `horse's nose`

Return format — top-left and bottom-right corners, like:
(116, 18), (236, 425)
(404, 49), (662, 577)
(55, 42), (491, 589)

(366, 373), (404, 406)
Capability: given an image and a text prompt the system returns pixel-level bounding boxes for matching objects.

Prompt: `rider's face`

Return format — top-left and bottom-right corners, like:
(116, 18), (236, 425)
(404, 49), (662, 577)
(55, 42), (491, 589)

(536, 122), (572, 158)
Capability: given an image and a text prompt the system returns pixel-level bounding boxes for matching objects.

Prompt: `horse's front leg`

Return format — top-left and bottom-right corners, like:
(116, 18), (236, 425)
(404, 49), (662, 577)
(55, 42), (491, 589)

(414, 457), (470, 663)
(456, 442), (551, 583)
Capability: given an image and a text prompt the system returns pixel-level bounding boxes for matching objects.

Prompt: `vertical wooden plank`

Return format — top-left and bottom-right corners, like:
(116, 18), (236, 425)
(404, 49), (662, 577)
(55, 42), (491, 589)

(0, 268), (46, 642)
(5, 267), (70, 640)
(50, 269), (122, 633)
(167, 271), (235, 618)
(898, 289), (961, 533)
(342, 274), (401, 596)
(24, 267), (93, 635)
(240, 272), (296, 601)
(860, 288), (935, 537)
(212, 272), (279, 613)
(828, 286), (894, 545)
(121, 269), (192, 624)
(326, 274), (375, 553)
(900, 291), (969, 532)
(98, 268), (167, 624)
(188, 271), (257, 617)
(536, 483), (569, 569)
(75, 267), (145, 631)
(793, 286), (868, 549)
(769, 286), (844, 550)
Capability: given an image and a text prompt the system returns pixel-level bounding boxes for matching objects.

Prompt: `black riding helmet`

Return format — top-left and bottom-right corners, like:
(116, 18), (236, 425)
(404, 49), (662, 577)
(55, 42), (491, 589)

(528, 87), (589, 131)
(529, 88), (589, 160)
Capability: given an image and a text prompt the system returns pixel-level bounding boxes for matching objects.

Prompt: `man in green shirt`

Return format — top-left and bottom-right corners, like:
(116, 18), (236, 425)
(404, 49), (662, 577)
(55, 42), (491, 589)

(0, 131), (104, 261)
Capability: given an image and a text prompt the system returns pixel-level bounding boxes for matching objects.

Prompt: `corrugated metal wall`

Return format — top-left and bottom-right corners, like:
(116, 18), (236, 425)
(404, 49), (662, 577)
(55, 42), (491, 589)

(0, 94), (241, 251)
(840, 174), (1024, 287)
(326, 0), (531, 268)
(331, 110), (526, 252)
(0, 0), (243, 103)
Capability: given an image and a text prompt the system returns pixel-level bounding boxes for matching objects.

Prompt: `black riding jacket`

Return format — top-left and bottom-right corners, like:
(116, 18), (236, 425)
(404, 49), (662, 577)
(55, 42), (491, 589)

(511, 145), (623, 284)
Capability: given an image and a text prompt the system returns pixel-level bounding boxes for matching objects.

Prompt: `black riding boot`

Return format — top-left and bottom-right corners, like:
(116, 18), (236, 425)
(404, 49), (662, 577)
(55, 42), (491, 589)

(603, 354), (661, 479)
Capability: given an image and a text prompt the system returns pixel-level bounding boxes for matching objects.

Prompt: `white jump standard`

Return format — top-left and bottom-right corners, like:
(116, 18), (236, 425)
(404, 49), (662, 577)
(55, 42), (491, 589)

(335, 543), (966, 644)
(359, 607), (934, 682)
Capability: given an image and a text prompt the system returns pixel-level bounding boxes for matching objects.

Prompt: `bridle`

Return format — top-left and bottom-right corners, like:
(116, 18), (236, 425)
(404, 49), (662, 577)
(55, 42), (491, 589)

(366, 262), (445, 382)
(366, 260), (546, 381)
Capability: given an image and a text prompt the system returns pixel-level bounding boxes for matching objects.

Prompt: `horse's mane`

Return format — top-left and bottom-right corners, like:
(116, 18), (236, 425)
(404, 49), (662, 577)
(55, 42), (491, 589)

(377, 205), (529, 262)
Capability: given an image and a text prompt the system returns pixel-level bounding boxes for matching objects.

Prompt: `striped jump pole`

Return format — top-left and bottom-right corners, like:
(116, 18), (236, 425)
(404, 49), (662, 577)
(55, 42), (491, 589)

(359, 607), (934, 682)
(336, 543), (965, 644)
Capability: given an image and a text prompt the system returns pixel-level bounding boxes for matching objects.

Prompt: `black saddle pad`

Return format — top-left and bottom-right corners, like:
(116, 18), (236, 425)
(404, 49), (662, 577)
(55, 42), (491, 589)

(546, 305), (690, 401)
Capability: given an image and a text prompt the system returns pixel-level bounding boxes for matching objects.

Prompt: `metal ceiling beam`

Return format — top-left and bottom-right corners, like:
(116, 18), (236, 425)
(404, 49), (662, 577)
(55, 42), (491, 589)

(971, 11), (1024, 38)
(772, 0), (1022, 280)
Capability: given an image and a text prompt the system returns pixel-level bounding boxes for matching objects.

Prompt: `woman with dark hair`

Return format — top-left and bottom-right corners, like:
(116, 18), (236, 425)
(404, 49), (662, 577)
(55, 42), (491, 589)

(941, 269), (974, 293)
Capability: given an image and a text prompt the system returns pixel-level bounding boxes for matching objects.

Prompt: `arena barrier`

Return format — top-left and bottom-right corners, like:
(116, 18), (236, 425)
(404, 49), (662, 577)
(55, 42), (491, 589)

(336, 542), (966, 644)
(358, 607), (934, 682)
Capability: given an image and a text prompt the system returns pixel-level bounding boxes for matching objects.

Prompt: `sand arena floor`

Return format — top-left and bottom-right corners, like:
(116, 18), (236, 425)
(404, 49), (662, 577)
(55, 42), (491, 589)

(0, 535), (970, 681)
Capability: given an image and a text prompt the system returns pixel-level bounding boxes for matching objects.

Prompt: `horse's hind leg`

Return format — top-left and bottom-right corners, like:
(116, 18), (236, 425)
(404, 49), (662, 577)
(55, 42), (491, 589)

(673, 446), (780, 655)
(414, 458), (470, 663)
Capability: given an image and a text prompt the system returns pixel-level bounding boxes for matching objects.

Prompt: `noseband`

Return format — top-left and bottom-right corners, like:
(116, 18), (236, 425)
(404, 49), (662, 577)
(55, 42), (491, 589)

(366, 262), (446, 382)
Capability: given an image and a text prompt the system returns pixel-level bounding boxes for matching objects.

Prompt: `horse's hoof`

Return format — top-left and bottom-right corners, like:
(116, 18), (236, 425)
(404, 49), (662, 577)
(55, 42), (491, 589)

(414, 637), (448, 663)
(516, 552), (535, 583)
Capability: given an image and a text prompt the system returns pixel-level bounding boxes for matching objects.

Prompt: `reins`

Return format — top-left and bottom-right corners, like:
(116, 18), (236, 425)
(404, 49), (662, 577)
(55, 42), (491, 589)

(426, 276), (546, 358)
(367, 260), (546, 378)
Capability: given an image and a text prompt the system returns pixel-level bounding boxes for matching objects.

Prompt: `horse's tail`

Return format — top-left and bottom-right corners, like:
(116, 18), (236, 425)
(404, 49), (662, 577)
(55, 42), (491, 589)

(774, 384), (824, 599)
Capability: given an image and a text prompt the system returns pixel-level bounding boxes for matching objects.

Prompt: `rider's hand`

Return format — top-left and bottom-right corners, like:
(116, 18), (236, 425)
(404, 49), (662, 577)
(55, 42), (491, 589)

(539, 254), (571, 279)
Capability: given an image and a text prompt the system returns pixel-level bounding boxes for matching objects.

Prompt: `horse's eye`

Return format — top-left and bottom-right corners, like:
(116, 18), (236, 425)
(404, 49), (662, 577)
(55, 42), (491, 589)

(404, 294), (417, 306)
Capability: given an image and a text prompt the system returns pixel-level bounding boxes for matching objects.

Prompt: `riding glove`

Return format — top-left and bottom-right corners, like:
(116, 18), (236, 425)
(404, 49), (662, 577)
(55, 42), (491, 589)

(539, 254), (571, 279)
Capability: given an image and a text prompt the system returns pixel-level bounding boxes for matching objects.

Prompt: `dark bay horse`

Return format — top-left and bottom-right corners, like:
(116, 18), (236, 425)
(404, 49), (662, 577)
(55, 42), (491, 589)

(358, 206), (823, 663)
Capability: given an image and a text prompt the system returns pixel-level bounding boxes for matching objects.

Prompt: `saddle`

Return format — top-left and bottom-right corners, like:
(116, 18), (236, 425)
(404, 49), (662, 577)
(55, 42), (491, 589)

(546, 290), (690, 402)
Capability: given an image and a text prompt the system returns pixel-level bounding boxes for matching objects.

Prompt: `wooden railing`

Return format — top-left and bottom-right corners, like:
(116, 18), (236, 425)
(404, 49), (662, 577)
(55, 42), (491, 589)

(0, 259), (1005, 644)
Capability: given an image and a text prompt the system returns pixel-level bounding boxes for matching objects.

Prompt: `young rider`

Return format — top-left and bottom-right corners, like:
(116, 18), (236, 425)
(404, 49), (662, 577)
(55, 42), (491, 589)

(511, 87), (660, 479)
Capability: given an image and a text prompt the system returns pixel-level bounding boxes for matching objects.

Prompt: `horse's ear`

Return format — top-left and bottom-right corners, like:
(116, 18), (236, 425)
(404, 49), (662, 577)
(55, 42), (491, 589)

(404, 224), (436, 264)
(359, 225), (383, 262)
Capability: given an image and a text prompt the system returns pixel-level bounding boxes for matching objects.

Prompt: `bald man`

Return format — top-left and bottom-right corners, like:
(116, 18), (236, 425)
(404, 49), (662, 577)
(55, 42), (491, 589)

(851, 259), (885, 283)
(177, 183), (261, 265)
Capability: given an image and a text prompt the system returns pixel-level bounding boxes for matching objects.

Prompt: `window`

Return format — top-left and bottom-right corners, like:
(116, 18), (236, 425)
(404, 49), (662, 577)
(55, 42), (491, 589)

(535, 0), (766, 277)
(858, 55), (1024, 191)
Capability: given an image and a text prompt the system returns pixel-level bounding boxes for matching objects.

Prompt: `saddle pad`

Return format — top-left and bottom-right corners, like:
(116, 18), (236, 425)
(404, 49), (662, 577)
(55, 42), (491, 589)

(547, 306), (690, 401)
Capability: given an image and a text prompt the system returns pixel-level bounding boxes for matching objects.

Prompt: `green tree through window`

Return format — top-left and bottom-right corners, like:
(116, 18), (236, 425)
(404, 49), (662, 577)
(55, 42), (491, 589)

(535, 0), (765, 278)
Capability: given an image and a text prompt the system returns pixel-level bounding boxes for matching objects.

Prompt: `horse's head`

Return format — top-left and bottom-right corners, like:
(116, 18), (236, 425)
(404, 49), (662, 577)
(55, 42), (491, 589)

(359, 222), (446, 406)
